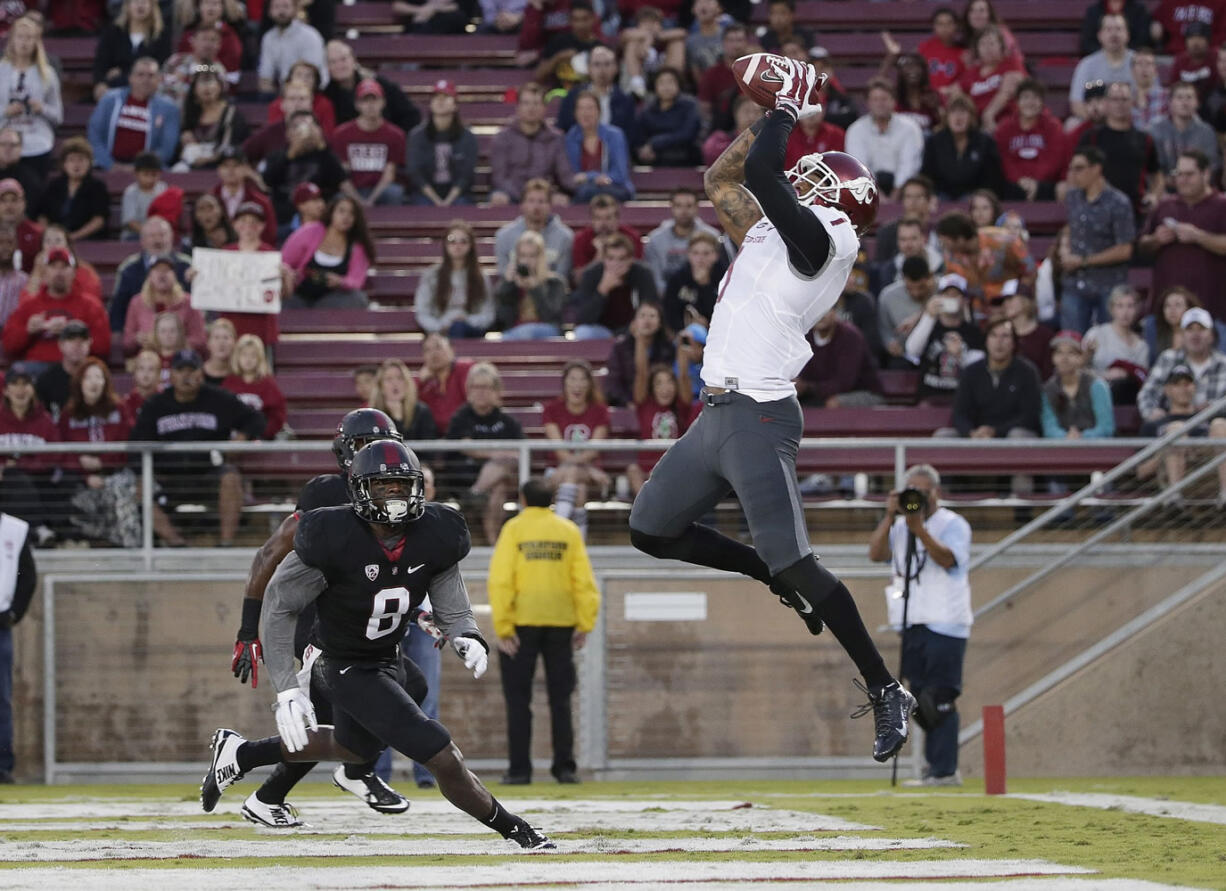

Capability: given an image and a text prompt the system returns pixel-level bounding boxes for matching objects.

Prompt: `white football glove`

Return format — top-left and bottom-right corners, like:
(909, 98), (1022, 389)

(452, 635), (489, 679)
(273, 688), (318, 753)
(769, 56), (826, 121)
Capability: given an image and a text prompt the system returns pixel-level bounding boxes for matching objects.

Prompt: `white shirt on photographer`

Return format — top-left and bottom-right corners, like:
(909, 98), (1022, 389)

(886, 506), (973, 637)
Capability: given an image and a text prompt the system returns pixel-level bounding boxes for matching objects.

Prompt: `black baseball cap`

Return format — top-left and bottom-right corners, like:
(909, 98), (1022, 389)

(1185, 21), (1212, 39)
(4, 361), (36, 383)
(171, 349), (203, 370)
(59, 319), (91, 340)
(1167, 364), (1195, 383)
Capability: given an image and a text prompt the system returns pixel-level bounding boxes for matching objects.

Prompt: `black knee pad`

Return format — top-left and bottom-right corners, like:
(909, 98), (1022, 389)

(630, 526), (679, 559)
(773, 555), (844, 608)
(916, 686), (959, 731)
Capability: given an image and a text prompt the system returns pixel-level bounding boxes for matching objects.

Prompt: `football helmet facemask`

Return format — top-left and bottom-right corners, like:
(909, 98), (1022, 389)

(332, 408), (402, 472)
(784, 150), (879, 237)
(348, 441), (426, 525)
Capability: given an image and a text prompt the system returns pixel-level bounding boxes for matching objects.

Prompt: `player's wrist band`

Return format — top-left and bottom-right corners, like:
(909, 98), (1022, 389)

(458, 632), (489, 653)
(239, 597), (263, 640)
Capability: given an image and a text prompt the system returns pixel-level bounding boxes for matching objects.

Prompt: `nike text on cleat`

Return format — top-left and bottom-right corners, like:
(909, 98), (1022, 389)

(851, 679), (917, 763)
(200, 728), (246, 813)
(506, 819), (556, 850)
(241, 792), (306, 828)
(332, 765), (411, 814)
(769, 580), (824, 635)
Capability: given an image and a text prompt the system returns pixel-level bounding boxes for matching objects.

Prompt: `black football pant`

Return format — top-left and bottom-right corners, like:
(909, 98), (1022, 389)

(313, 652), (451, 764)
(499, 625), (576, 780)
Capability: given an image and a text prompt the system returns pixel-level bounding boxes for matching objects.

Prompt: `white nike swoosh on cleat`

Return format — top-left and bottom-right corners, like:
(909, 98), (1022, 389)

(792, 591), (814, 614)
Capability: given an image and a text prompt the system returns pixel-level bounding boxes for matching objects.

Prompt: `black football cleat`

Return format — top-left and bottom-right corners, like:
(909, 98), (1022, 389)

(851, 679), (917, 763)
(506, 819), (556, 850)
(769, 579), (824, 636)
(332, 765), (411, 814)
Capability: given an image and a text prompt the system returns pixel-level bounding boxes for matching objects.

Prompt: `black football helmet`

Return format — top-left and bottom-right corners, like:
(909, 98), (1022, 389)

(332, 408), (402, 471)
(349, 440), (426, 525)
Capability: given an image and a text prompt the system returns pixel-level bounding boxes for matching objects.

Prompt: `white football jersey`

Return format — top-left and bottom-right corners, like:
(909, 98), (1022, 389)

(701, 203), (860, 402)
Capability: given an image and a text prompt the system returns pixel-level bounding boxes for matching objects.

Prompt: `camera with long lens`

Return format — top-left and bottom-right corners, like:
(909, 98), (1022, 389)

(898, 487), (927, 515)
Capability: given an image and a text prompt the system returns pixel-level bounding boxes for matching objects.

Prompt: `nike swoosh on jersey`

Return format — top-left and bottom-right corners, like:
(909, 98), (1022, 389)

(407, 563), (426, 574)
(339, 666), (353, 675)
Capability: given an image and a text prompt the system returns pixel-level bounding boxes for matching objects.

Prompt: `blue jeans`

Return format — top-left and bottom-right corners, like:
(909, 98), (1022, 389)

(375, 625), (441, 784)
(501, 322), (561, 340)
(900, 625), (967, 778)
(572, 324), (613, 340)
(1060, 287), (1110, 334)
(0, 626), (12, 774)
(409, 191), (474, 206)
(447, 320), (488, 339)
(358, 183), (406, 206)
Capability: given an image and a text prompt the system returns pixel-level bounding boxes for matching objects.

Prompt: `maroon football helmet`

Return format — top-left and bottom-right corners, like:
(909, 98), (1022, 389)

(784, 150), (879, 237)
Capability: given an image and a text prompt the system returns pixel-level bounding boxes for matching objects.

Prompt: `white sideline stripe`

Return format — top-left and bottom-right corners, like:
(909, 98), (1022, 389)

(0, 860), (1099, 890)
(0, 835), (964, 862)
(1009, 793), (1226, 827)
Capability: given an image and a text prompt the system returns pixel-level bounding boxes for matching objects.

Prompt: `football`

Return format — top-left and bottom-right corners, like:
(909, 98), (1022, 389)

(732, 52), (821, 110)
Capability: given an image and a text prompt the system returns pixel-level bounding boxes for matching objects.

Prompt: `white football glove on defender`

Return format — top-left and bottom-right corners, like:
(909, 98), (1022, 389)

(769, 56), (826, 121)
(452, 635), (489, 679)
(274, 688), (318, 753)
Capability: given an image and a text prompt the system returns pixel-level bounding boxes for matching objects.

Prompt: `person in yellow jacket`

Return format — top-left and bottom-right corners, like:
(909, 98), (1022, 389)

(488, 477), (600, 785)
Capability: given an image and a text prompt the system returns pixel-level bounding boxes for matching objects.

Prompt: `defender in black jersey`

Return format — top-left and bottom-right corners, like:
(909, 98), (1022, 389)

(202, 441), (553, 849)
(229, 408), (416, 827)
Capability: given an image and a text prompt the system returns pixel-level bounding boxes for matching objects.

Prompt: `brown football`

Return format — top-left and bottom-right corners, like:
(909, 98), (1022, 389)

(732, 52), (820, 110)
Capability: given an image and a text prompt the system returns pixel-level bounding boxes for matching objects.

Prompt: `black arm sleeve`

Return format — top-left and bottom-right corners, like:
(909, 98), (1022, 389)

(10, 539), (36, 624)
(743, 109), (833, 277)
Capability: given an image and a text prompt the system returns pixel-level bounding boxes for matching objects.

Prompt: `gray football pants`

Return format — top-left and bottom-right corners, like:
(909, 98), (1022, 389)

(628, 389), (811, 574)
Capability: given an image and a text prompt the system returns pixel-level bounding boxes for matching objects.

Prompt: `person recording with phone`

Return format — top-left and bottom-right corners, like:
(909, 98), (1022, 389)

(867, 464), (972, 787)
(494, 230), (568, 340)
(904, 273), (984, 404)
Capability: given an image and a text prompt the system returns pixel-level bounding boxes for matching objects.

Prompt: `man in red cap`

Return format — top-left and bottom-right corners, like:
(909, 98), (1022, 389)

(292, 182), (326, 227)
(0, 179), (41, 275)
(406, 79), (478, 206)
(2, 248), (110, 366)
(212, 147), (277, 246)
(330, 78), (407, 206)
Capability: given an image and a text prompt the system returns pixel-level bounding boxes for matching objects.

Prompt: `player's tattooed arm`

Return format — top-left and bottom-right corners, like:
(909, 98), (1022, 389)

(243, 514), (299, 603)
(703, 113), (769, 248)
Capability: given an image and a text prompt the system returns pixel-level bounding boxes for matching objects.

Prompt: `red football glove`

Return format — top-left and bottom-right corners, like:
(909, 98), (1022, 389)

(770, 57), (826, 121)
(232, 639), (262, 687)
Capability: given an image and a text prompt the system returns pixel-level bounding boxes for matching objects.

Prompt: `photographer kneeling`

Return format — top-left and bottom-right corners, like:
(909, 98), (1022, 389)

(868, 465), (972, 786)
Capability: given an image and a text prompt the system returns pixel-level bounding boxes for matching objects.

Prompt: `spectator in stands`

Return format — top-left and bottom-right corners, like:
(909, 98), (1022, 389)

(0, 130), (39, 209)
(571, 194), (642, 283)
(417, 331), (471, 430)
(88, 57), (180, 172)
(874, 175), (939, 269)
(131, 348), (264, 547)
(0, 362), (61, 542)
(495, 88), (574, 209)
(0, 227), (25, 330)
(906, 273), (985, 404)
(2, 248), (109, 368)
(879, 255), (935, 369)
(570, 233), (657, 339)
(1080, 0), (1152, 55)
(967, 189), (1000, 229)
(34, 138), (109, 242)
(25, 225), (103, 305)
(701, 93), (758, 168)
(1138, 149), (1226, 321)
(33, 320), (93, 421)
(1204, 45), (1226, 131)
(1150, 82), (1221, 183)
(758, 0), (809, 53)
(281, 195), (374, 308)
(1084, 284), (1150, 404)
(1141, 285), (1226, 363)
(186, 193), (236, 250)
(414, 221), (495, 338)
(109, 216), (191, 332)
(878, 36), (942, 133)
(392, 0), (476, 34)
(937, 210), (1034, 317)
(479, 0), (527, 34)
(124, 348), (162, 415)
(120, 153), (167, 240)
(877, 216), (943, 294)
(619, 6), (686, 100)
(953, 25), (1023, 134)
(921, 94), (1005, 200)
(845, 79), (924, 198)
(329, 78), (408, 207)
(201, 317), (236, 384)
(149, 311), (188, 369)
(212, 147), (277, 245)
(565, 91), (634, 203)
(1152, 0), (1226, 55)
(267, 61), (336, 137)
(916, 7), (964, 93)
(783, 100), (845, 171)
(604, 300), (675, 406)
(352, 362), (378, 406)
(996, 79), (1066, 202)
(323, 40), (421, 135)
(0, 15), (61, 178)
(534, 0), (605, 90)
(515, 0), (570, 67)
(625, 361), (690, 496)
(219, 333), (286, 440)
(93, 0), (172, 101)
(494, 178), (575, 280)
(160, 24), (231, 106)
(543, 359), (610, 536)
(445, 360), (523, 544)
(405, 80), (478, 207)
(258, 0), (328, 96)
(1061, 145), (1136, 333)
(262, 111), (348, 228)
(243, 81), (312, 166)
(643, 187), (719, 293)
(175, 63), (249, 170)
(999, 284), (1054, 380)
(660, 230), (724, 333)
(556, 45), (637, 144)
(0, 179), (38, 275)
(175, 0), (245, 74)
(1071, 14), (1135, 122)
(960, 0), (1023, 66)
(796, 307), (883, 408)
(633, 67), (700, 167)
(1134, 361), (1226, 504)
(1131, 47), (1169, 130)
(495, 229), (569, 339)
(218, 202), (291, 346)
(1169, 21), (1217, 108)
(697, 23), (748, 132)
(685, 0), (725, 85)
(1079, 81), (1164, 213)
(122, 254), (206, 357)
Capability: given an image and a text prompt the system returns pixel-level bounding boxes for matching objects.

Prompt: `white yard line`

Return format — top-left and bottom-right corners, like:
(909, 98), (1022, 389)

(1009, 793), (1226, 827)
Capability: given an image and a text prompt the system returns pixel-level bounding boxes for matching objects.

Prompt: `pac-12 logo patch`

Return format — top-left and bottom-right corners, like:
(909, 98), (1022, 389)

(365, 564), (379, 581)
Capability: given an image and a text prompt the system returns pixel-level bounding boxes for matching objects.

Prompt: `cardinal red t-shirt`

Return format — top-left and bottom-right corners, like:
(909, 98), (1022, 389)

(1156, 0), (1226, 54)
(917, 37), (965, 90)
(957, 57), (1025, 117)
(330, 120), (407, 191)
(635, 397), (692, 470)
(542, 397), (610, 467)
(418, 359), (472, 432)
(784, 121), (846, 170)
(112, 95), (151, 163)
(995, 110), (1067, 183)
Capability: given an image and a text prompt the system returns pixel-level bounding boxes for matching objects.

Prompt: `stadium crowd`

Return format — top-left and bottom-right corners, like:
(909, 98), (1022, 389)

(2, 0), (1226, 547)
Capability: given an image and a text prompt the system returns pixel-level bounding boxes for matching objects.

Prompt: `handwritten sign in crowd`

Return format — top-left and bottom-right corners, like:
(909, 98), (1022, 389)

(190, 248), (282, 314)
